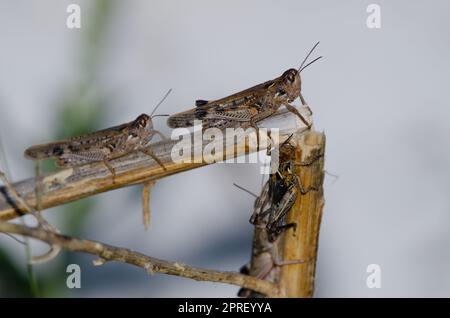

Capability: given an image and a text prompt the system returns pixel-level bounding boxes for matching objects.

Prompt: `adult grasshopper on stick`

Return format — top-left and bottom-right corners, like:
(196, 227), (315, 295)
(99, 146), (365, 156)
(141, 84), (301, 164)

(167, 43), (322, 139)
(234, 181), (304, 298)
(260, 135), (323, 242)
(24, 90), (172, 182)
(24, 90), (172, 230)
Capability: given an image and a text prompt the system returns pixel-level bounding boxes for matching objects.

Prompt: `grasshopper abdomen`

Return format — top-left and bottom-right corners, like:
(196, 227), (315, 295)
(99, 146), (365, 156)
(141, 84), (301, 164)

(25, 143), (68, 160)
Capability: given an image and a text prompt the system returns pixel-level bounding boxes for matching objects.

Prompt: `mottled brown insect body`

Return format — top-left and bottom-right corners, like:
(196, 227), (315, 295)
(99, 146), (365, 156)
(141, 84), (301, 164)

(24, 90), (171, 181)
(24, 114), (166, 179)
(263, 137), (323, 241)
(167, 43), (321, 131)
(237, 136), (322, 297)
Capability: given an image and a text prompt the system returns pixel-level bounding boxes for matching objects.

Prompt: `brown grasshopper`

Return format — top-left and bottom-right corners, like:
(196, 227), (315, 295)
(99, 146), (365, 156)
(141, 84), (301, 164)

(234, 182), (303, 298)
(257, 135), (323, 242)
(234, 136), (323, 297)
(24, 90), (172, 181)
(167, 43), (322, 133)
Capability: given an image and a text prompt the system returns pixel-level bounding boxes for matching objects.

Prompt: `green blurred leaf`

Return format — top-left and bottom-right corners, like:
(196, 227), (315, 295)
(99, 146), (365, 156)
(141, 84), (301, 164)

(0, 247), (32, 297)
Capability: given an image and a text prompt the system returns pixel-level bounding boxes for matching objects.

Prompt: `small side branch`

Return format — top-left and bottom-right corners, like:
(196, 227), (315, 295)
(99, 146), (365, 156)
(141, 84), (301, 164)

(0, 221), (279, 297)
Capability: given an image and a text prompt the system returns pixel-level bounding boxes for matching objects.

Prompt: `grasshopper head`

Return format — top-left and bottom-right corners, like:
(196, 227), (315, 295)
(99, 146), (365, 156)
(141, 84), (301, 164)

(279, 68), (301, 102)
(279, 42), (322, 103)
(134, 114), (153, 130)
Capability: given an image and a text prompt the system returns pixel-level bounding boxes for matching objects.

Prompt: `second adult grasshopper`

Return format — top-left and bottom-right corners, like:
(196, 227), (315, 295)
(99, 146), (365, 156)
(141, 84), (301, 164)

(259, 135), (323, 241)
(235, 135), (323, 297)
(24, 90), (172, 182)
(167, 43), (322, 133)
(235, 182), (300, 297)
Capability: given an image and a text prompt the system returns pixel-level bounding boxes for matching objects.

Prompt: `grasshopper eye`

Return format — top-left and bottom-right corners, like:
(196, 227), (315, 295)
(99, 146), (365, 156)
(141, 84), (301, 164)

(283, 69), (297, 83)
(135, 114), (150, 128)
(277, 89), (287, 97)
(286, 72), (296, 83)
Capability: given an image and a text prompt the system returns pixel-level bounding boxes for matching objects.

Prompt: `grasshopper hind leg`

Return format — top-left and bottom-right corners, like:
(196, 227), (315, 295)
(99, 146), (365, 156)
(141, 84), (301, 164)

(57, 151), (118, 183)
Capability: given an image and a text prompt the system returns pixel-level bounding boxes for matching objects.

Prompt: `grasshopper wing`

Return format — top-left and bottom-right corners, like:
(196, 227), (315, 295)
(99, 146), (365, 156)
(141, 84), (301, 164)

(24, 119), (133, 160)
(167, 79), (276, 128)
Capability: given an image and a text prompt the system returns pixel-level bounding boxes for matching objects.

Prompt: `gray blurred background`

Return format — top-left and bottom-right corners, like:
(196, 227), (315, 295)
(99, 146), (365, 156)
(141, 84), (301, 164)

(0, 0), (449, 297)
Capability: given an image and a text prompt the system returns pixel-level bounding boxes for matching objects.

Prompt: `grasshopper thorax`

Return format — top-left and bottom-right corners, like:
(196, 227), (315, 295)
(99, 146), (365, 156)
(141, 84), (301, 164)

(279, 68), (301, 102)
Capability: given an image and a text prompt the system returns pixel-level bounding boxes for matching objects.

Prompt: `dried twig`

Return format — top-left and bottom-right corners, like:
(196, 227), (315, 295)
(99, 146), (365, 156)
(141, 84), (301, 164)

(0, 221), (279, 297)
(0, 170), (61, 264)
(0, 171), (54, 231)
(142, 180), (155, 230)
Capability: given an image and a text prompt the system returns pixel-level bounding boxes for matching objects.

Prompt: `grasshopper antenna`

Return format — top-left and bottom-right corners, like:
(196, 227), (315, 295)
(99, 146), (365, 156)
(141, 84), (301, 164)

(300, 56), (322, 73)
(233, 183), (258, 198)
(298, 42), (321, 72)
(150, 88), (172, 118)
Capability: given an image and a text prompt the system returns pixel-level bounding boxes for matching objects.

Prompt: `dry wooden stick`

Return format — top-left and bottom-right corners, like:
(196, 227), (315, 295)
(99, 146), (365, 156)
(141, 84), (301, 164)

(0, 221), (279, 297)
(0, 108), (311, 221)
(142, 180), (155, 230)
(277, 131), (325, 297)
